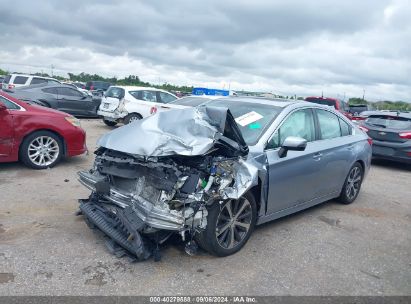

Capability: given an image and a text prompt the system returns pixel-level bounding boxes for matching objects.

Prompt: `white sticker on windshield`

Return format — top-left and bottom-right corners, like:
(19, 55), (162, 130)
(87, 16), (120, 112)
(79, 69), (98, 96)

(235, 111), (263, 127)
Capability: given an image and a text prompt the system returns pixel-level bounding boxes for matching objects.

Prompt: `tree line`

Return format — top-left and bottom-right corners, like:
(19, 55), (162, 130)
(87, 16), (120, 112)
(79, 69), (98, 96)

(0, 67), (409, 109)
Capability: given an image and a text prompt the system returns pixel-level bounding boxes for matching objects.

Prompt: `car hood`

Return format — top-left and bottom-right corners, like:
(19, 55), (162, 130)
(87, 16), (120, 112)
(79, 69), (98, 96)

(98, 106), (249, 157)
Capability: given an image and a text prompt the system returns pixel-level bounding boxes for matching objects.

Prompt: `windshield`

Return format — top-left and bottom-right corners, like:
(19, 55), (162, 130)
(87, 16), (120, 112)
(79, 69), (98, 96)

(171, 96), (211, 107)
(105, 87), (125, 99)
(366, 115), (411, 130)
(205, 99), (282, 145)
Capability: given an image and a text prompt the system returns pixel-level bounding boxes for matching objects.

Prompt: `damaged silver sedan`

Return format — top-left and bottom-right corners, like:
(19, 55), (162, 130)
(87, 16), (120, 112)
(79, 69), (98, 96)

(77, 97), (372, 260)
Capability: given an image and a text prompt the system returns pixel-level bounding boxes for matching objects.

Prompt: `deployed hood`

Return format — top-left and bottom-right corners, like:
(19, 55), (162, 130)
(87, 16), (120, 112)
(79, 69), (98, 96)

(98, 106), (248, 157)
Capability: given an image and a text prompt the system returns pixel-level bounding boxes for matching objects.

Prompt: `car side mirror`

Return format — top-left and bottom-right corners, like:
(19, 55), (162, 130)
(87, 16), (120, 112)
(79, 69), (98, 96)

(0, 102), (7, 112)
(278, 136), (307, 158)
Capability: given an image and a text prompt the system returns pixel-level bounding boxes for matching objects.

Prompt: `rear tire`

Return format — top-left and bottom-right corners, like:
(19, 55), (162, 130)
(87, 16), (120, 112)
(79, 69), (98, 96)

(338, 162), (364, 204)
(124, 113), (142, 124)
(103, 119), (117, 127)
(19, 131), (63, 169)
(196, 192), (257, 257)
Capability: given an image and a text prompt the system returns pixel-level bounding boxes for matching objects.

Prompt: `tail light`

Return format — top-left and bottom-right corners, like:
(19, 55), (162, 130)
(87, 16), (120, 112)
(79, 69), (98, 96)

(150, 106), (157, 114)
(90, 85), (94, 90)
(8, 84), (15, 89)
(358, 126), (369, 132)
(399, 132), (411, 139)
(367, 138), (373, 146)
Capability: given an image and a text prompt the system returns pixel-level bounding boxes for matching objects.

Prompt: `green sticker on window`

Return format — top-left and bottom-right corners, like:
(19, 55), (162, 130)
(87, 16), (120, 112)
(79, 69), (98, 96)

(249, 122), (261, 129)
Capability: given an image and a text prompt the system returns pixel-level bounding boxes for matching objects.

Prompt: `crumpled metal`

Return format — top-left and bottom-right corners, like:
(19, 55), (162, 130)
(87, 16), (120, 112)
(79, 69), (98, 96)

(97, 106), (261, 199)
(98, 106), (238, 157)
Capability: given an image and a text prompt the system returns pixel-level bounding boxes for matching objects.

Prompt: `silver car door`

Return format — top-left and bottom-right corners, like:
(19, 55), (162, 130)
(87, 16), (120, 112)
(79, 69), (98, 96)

(265, 108), (324, 214)
(314, 109), (357, 195)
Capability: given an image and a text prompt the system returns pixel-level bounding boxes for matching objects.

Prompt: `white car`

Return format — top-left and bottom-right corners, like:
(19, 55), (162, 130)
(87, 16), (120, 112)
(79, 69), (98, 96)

(2, 73), (60, 90)
(97, 86), (178, 126)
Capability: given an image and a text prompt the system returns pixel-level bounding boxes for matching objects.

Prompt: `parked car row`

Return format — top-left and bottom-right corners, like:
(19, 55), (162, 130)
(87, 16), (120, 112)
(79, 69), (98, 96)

(1, 86), (409, 260)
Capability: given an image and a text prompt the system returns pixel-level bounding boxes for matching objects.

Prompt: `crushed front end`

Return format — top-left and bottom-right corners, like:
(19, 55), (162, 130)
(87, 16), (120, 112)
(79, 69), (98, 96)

(77, 106), (258, 261)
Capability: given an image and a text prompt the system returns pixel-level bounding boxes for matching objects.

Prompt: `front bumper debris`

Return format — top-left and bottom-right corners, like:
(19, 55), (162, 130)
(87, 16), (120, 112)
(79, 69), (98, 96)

(78, 171), (185, 230)
(79, 199), (152, 261)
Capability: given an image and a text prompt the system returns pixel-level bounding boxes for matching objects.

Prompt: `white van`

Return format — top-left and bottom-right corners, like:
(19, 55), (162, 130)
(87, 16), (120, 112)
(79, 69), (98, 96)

(2, 74), (60, 90)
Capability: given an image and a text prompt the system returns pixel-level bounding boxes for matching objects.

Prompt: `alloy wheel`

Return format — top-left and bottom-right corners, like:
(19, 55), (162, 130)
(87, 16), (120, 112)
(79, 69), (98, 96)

(28, 136), (60, 167)
(346, 166), (362, 200)
(215, 197), (252, 249)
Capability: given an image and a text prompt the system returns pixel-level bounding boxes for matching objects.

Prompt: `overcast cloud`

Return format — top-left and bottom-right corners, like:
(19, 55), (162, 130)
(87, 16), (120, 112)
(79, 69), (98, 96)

(0, 0), (410, 101)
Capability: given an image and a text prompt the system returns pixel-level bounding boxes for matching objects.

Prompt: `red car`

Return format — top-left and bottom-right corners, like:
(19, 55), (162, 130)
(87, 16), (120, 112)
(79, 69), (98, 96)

(0, 91), (87, 169)
(305, 96), (353, 120)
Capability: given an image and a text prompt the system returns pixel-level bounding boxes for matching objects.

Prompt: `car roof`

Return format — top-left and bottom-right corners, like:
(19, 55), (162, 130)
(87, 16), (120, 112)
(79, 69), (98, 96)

(211, 96), (298, 108)
(10, 73), (57, 80)
(305, 96), (340, 102)
(110, 85), (176, 94)
(368, 111), (411, 119)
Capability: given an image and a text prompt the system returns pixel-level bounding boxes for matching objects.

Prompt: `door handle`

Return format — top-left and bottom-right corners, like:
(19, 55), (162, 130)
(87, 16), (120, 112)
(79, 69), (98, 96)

(347, 144), (354, 150)
(313, 152), (322, 160)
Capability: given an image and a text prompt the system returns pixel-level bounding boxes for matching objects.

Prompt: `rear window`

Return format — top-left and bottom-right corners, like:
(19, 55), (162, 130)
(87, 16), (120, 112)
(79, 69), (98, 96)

(105, 87), (125, 99)
(31, 77), (48, 85)
(171, 97), (211, 107)
(305, 98), (337, 109)
(13, 76), (29, 85)
(366, 115), (411, 130)
(3, 75), (11, 84)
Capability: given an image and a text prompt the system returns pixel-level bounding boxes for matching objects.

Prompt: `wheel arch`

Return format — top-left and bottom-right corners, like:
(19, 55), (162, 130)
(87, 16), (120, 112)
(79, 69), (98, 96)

(18, 129), (67, 159)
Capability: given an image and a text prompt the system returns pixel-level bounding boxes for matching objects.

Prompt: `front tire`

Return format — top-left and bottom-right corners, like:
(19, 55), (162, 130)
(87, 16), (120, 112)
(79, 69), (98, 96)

(103, 119), (117, 127)
(196, 192), (257, 257)
(338, 162), (364, 204)
(19, 131), (63, 169)
(124, 113), (142, 124)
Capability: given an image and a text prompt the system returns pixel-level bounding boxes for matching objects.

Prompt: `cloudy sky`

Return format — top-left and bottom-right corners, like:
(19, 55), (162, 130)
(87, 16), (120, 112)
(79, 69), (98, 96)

(0, 0), (410, 101)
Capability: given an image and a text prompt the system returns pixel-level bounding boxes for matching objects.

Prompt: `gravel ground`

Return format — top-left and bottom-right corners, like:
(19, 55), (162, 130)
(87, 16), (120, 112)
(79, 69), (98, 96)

(0, 119), (410, 296)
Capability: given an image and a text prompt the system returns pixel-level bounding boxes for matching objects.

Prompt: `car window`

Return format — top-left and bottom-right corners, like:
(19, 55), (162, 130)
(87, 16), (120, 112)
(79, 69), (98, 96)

(42, 87), (58, 94)
(267, 109), (315, 149)
(366, 115), (411, 130)
(139, 90), (157, 102)
(339, 118), (351, 136)
(316, 109), (342, 139)
(31, 77), (48, 85)
(0, 96), (20, 110)
(3, 75), (12, 84)
(58, 87), (83, 97)
(129, 90), (142, 100)
(105, 87), (125, 99)
(158, 92), (177, 103)
(13, 76), (29, 85)
(47, 79), (60, 84)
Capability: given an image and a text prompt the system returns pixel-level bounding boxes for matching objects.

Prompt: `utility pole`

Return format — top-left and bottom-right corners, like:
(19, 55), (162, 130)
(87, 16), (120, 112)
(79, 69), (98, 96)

(50, 64), (54, 77)
(362, 89), (365, 102)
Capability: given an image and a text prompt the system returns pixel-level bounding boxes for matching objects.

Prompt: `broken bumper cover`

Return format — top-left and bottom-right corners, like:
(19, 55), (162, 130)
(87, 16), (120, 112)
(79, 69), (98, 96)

(79, 199), (151, 260)
(78, 171), (185, 230)
(97, 109), (126, 121)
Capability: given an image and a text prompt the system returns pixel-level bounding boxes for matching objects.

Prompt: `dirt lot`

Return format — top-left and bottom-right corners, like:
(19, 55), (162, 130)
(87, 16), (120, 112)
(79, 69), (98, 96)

(0, 119), (410, 296)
